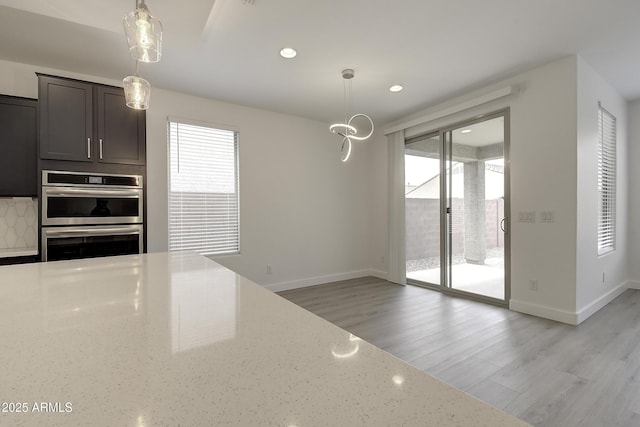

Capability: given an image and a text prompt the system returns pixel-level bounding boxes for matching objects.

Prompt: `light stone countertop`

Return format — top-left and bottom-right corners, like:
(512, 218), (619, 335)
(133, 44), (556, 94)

(0, 252), (530, 426)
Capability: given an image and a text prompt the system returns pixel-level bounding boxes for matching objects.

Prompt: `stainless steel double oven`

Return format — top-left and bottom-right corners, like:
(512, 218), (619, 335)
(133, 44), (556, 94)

(41, 170), (144, 262)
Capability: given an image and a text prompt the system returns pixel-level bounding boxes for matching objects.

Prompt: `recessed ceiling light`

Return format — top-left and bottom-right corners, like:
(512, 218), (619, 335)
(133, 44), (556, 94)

(389, 84), (404, 93)
(279, 47), (297, 59)
(460, 129), (472, 134)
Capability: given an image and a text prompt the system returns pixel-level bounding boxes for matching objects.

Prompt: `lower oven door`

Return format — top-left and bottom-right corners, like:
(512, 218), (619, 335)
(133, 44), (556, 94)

(42, 225), (143, 262)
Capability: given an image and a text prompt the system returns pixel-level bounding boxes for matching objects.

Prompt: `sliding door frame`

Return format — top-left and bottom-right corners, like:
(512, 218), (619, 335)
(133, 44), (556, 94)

(405, 108), (511, 308)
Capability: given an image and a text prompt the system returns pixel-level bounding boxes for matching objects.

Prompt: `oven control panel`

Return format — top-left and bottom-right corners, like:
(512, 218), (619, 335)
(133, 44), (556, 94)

(42, 170), (142, 188)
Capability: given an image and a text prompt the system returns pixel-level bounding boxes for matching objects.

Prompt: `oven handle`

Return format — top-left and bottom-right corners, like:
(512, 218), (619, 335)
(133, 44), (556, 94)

(44, 187), (142, 198)
(43, 226), (142, 238)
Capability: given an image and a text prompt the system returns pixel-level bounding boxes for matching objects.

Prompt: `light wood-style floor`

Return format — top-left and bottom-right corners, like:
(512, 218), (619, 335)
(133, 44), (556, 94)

(279, 277), (640, 427)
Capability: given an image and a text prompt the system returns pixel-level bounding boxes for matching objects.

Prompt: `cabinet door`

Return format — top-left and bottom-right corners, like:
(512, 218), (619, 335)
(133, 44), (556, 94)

(97, 87), (146, 165)
(39, 76), (93, 162)
(0, 96), (37, 196)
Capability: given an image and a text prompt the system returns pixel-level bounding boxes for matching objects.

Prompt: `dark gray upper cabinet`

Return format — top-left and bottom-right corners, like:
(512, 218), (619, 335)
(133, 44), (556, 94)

(39, 75), (93, 162)
(97, 86), (145, 165)
(38, 74), (145, 166)
(0, 95), (37, 196)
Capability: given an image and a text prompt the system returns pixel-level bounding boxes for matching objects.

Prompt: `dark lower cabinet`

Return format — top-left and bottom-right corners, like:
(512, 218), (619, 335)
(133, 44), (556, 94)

(38, 74), (145, 166)
(0, 95), (37, 196)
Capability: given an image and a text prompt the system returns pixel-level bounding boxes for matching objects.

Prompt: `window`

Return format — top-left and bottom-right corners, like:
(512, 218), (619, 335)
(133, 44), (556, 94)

(597, 104), (616, 256)
(168, 120), (239, 256)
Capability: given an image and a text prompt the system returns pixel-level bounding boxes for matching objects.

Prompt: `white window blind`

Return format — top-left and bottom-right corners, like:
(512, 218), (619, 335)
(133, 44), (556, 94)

(168, 121), (239, 256)
(597, 104), (616, 256)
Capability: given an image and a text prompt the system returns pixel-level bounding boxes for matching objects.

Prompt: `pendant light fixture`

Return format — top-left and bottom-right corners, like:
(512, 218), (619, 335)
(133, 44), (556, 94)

(123, 61), (151, 110)
(122, 0), (162, 110)
(123, 0), (163, 63)
(329, 69), (374, 162)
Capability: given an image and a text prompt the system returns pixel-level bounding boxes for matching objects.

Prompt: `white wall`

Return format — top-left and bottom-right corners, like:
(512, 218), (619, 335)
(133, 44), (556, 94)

(506, 57), (578, 321)
(629, 100), (640, 286)
(377, 56), (582, 323)
(147, 88), (372, 290)
(575, 56), (629, 319)
(0, 59), (121, 98)
(0, 58), (373, 291)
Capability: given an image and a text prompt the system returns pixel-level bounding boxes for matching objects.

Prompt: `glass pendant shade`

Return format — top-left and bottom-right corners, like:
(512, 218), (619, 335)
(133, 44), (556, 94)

(123, 1), (163, 63)
(123, 75), (151, 110)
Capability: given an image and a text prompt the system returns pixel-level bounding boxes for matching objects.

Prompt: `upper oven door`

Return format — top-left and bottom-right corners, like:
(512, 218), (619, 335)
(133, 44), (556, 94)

(42, 186), (143, 225)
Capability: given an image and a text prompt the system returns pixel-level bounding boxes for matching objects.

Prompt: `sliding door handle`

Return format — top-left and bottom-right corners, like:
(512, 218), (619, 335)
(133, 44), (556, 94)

(500, 217), (507, 233)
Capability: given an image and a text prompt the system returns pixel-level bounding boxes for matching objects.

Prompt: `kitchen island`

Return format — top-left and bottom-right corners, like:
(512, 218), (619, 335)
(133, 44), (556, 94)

(0, 252), (529, 426)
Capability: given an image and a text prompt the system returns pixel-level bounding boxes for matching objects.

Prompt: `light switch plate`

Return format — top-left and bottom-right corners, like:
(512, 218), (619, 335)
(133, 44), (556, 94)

(518, 211), (536, 223)
(540, 211), (555, 223)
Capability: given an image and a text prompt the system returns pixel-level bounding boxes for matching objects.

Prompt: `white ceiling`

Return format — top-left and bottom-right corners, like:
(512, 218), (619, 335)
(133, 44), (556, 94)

(0, 0), (639, 126)
(452, 116), (504, 147)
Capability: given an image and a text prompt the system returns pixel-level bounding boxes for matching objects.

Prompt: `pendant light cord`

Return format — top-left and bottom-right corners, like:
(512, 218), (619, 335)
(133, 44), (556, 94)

(342, 75), (355, 124)
(343, 78), (348, 124)
(348, 77), (352, 123)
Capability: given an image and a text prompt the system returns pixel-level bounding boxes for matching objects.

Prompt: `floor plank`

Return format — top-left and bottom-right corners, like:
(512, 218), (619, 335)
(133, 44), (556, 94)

(279, 277), (640, 427)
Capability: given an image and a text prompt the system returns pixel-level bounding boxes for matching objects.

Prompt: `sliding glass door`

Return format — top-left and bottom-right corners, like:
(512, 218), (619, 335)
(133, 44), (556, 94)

(405, 111), (509, 304)
(405, 133), (442, 287)
(445, 115), (506, 301)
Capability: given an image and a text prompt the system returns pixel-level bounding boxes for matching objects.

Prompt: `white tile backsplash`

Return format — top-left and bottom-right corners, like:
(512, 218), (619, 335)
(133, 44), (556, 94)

(0, 198), (37, 250)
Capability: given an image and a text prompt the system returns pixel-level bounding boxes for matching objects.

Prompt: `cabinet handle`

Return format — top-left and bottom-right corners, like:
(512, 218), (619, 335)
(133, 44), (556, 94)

(99, 138), (103, 160)
(87, 138), (91, 159)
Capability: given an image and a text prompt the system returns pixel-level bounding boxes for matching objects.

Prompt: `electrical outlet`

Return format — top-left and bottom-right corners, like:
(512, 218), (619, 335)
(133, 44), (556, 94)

(529, 279), (538, 291)
(267, 265), (272, 274)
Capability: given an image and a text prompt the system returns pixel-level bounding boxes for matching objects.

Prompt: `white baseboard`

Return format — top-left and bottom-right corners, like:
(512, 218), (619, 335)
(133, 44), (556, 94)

(368, 269), (388, 281)
(575, 281), (629, 324)
(511, 280), (629, 325)
(509, 299), (579, 325)
(264, 269), (387, 293)
(628, 280), (640, 290)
